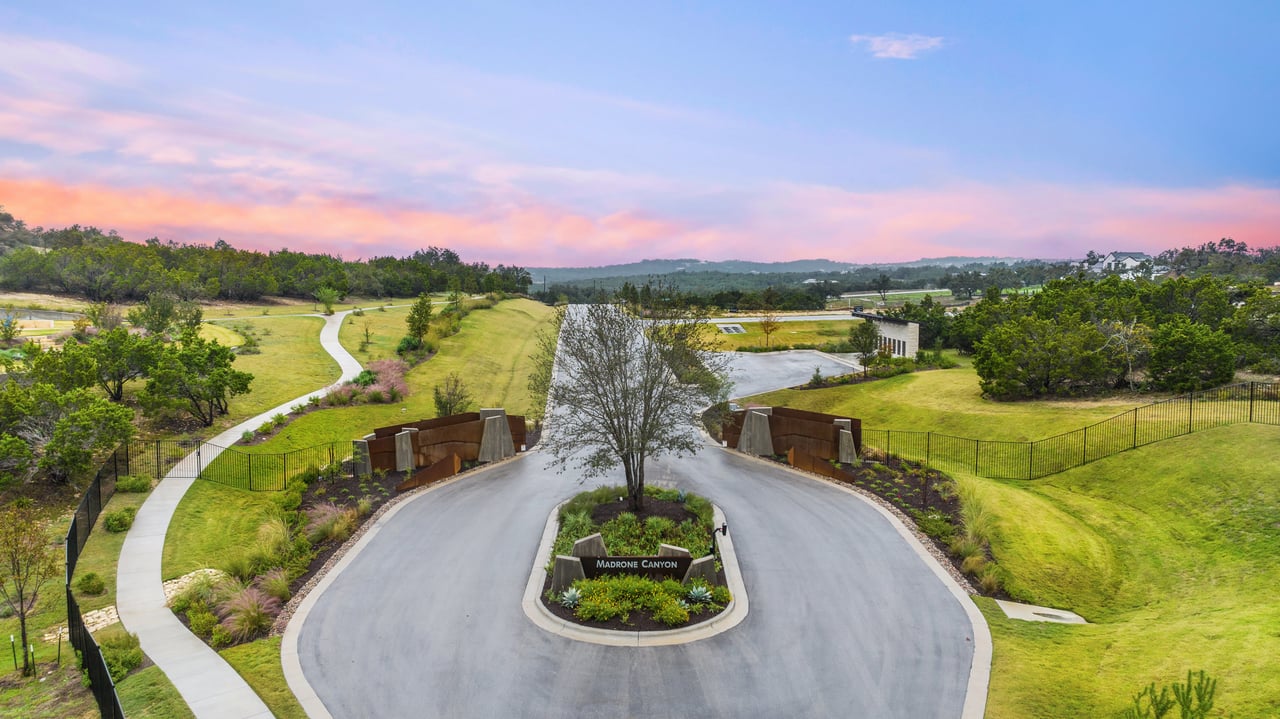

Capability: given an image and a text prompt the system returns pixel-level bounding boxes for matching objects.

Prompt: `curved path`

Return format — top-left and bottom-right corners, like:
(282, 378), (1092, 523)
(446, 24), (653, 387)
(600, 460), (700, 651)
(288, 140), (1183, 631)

(288, 365), (988, 718)
(117, 311), (363, 719)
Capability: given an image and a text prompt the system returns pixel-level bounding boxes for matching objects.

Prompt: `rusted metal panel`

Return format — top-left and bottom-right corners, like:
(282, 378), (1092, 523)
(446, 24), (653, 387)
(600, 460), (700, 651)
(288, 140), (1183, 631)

(507, 414), (528, 448)
(396, 453), (462, 492)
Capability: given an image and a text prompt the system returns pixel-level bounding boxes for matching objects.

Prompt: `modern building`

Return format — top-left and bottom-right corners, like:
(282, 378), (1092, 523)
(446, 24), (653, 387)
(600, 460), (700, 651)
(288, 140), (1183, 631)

(850, 311), (919, 358)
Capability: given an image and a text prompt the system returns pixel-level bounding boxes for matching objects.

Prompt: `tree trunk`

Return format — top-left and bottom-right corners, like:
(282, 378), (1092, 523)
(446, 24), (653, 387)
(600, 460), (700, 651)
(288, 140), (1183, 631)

(19, 614), (30, 676)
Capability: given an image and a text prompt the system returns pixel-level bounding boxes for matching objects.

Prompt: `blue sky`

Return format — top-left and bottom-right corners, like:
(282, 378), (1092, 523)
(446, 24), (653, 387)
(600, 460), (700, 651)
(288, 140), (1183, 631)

(1, 1), (1277, 265)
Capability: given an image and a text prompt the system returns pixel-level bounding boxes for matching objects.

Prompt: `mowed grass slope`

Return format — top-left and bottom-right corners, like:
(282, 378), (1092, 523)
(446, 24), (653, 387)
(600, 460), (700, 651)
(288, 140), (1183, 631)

(711, 319), (858, 350)
(973, 424), (1280, 718)
(748, 366), (1149, 441)
(206, 315), (339, 426)
(244, 298), (554, 452)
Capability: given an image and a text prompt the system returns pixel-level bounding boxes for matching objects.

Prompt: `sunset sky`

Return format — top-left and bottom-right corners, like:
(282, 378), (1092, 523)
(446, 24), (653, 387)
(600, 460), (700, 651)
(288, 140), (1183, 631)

(2, 1), (1278, 267)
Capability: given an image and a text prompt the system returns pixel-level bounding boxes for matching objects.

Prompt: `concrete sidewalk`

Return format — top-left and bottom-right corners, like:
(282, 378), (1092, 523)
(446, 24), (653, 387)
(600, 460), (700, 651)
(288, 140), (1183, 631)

(116, 311), (363, 719)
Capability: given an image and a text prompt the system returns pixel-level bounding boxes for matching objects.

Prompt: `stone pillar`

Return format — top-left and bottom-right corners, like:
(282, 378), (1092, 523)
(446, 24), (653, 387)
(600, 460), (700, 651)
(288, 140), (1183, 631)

(551, 556), (586, 595)
(682, 556), (717, 586)
(352, 439), (371, 477)
(737, 409), (775, 456)
(395, 428), (418, 473)
(838, 429), (858, 464)
(571, 533), (608, 558)
(478, 412), (515, 463)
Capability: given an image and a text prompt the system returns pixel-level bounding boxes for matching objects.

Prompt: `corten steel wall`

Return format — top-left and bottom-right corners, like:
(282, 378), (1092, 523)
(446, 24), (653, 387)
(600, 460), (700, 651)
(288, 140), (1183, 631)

(724, 407), (862, 459)
(367, 412), (528, 471)
(863, 381), (1280, 480)
(395, 453), (463, 492)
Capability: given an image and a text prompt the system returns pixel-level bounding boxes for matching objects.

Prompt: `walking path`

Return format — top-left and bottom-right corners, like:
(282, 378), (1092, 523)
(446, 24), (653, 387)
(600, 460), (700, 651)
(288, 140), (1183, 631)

(116, 311), (363, 719)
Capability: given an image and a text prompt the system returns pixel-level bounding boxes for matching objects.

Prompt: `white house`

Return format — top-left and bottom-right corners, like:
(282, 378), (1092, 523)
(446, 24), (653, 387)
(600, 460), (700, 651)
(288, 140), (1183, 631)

(1083, 251), (1154, 278)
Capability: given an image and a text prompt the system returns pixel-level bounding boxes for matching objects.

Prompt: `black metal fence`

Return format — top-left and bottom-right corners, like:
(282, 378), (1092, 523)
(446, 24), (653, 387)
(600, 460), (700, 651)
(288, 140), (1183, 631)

(197, 440), (351, 491)
(65, 446), (131, 719)
(863, 381), (1280, 480)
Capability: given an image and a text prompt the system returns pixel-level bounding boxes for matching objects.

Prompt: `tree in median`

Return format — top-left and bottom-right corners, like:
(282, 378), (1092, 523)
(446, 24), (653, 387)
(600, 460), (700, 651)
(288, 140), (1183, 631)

(848, 319), (881, 377)
(0, 503), (60, 676)
(533, 301), (730, 512)
(141, 330), (253, 426)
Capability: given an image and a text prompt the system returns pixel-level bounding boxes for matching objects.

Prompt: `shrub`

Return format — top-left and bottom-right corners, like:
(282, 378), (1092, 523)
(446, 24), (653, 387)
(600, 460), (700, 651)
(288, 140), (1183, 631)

(911, 510), (956, 542)
(218, 586), (281, 641)
(99, 632), (143, 682)
(948, 535), (985, 560)
(257, 421), (275, 434)
(76, 572), (106, 596)
(115, 475), (152, 493)
(209, 625), (233, 648)
(559, 587), (581, 609)
(271, 413), (287, 427)
(223, 555), (259, 583)
(396, 335), (423, 354)
(353, 369), (378, 387)
(305, 501), (358, 545)
(960, 554), (987, 576)
(188, 609), (219, 638)
(241, 430), (255, 443)
(104, 507), (137, 533)
(257, 568), (292, 603)
(977, 565), (1002, 594)
(356, 496), (374, 517)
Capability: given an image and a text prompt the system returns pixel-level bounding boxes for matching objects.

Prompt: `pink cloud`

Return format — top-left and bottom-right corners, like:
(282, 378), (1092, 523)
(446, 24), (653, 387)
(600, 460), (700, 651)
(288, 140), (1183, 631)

(3, 176), (1279, 268)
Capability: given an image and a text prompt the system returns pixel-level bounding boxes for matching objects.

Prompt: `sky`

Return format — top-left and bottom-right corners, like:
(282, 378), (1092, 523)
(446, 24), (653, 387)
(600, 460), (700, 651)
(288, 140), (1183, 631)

(1, 1), (1278, 267)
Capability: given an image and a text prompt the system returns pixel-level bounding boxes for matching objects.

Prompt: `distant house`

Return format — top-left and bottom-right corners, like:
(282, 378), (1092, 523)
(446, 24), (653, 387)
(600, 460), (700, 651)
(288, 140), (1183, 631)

(1082, 251), (1154, 278)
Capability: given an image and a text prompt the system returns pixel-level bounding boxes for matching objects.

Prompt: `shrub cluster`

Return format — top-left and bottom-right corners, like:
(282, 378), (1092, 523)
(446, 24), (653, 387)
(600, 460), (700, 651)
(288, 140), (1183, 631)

(566, 576), (730, 627)
(115, 475), (152, 493)
(103, 506), (137, 533)
(324, 359), (408, 405)
(550, 485), (714, 565)
(99, 632), (143, 682)
(75, 571), (106, 596)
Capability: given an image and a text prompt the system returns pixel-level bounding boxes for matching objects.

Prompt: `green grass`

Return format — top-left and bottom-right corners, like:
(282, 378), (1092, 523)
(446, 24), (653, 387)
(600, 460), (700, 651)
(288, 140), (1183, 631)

(198, 322), (244, 347)
(972, 424), (1280, 718)
(220, 637), (307, 719)
(162, 481), (279, 581)
(747, 365), (1149, 441)
(711, 319), (858, 351)
(825, 289), (955, 308)
(241, 298), (555, 453)
(0, 661), (98, 718)
(68, 491), (149, 613)
(116, 665), (196, 719)
(211, 316), (339, 428)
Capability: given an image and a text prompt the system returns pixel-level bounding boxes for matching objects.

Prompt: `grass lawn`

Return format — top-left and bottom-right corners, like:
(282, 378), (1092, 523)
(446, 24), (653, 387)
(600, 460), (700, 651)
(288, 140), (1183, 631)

(747, 365), (1149, 441)
(162, 480), (279, 580)
(203, 315), (339, 433)
(116, 665), (195, 719)
(711, 319), (858, 351)
(971, 424), (1280, 718)
(826, 289), (955, 308)
(221, 637), (307, 719)
(0, 661), (98, 718)
(241, 298), (555, 453)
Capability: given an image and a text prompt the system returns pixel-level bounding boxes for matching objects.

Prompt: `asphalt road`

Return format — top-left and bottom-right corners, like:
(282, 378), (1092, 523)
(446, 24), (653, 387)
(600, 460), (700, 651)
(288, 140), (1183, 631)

(294, 354), (977, 719)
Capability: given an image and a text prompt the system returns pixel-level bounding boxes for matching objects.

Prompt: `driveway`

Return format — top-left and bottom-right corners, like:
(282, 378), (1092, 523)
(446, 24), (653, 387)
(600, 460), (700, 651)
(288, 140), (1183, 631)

(290, 348), (981, 718)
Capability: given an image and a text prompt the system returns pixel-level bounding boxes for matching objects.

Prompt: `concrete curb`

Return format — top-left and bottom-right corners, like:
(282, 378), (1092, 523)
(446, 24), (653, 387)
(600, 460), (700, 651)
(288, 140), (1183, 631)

(280, 454), (530, 719)
(520, 501), (748, 647)
(720, 447), (992, 719)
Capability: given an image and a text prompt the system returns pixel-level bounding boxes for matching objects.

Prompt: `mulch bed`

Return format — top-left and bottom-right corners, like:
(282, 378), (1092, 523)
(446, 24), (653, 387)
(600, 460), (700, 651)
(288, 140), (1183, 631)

(540, 497), (730, 632)
(290, 465), (409, 590)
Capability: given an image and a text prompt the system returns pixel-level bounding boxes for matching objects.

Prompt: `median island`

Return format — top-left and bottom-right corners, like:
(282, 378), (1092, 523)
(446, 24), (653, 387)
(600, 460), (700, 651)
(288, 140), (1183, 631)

(541, 485), (732, 631)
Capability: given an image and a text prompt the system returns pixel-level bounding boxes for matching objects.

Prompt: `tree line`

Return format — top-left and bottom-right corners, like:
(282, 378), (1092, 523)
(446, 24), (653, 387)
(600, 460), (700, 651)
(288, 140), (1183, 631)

(883, 274), (1280, 399)
(0, 208), (531, 302)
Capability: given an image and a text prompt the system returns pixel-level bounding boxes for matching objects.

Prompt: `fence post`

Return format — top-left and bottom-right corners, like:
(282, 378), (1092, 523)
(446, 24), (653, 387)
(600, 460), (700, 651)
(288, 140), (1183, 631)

(1188, 393), (1194, 435)
(1082, 426), (1088, 466)
(248, 453), (252, 491)
(155, 440), (161, 481)
(1132, 409), (1138, 449)
(973, 440), (979, 474)
(1250, 382), (1256, 423)
(886, 431), (892, 457)
(926, 432), (932, 467)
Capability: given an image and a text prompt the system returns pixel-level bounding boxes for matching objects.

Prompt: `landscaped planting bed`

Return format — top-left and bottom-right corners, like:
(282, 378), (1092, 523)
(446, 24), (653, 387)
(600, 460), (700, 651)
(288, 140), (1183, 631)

(541, 485), (732, 631)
